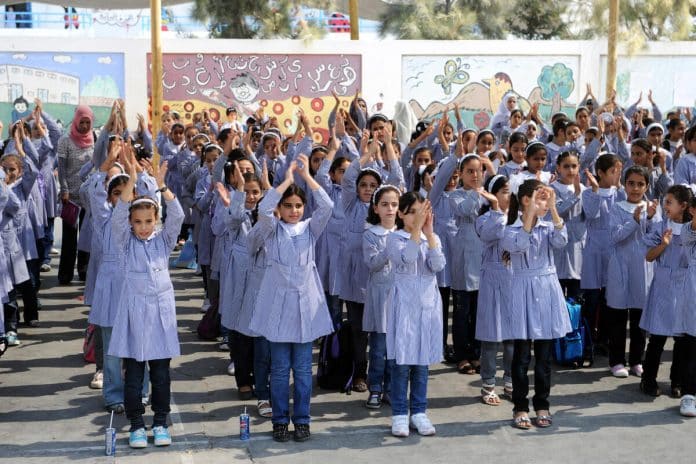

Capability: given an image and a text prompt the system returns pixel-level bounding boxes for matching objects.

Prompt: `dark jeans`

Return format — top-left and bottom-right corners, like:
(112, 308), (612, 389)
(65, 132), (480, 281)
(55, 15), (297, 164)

(4, 280), (39, 329)
(230, 330), (254, 389)
(440, 287), (451, 348)
(582, 288), (609, 345)
(511, 339), (553, 413)
(58, 208), (89, 284)
(40, 218), (55, 265)
(643, 335), (687, 387)
(124, 358), (171, 431)
(683, 335), (696, 396)
(607, 308), (645, 367)
(346, 301), (368, 380)
(254, 337), (271, 401)
(94, 325), (103, 371)
(452, 289), (480, 362)
(326, 293), (343, 331)
(27, 257), (41, 292)
(559, 279), (582, 302)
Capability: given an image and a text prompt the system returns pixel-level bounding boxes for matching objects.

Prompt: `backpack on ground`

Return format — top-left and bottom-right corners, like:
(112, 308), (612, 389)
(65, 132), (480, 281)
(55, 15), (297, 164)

(317, 320), (355, 394)
(554, 298), (594, 368)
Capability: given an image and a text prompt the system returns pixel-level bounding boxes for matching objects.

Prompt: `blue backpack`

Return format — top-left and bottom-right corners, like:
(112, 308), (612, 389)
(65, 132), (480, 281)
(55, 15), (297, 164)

(554, 298), (594, 368)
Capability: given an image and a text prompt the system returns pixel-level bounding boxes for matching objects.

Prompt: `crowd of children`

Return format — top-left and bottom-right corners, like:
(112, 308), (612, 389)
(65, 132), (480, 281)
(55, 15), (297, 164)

(3, 84), (696, 448)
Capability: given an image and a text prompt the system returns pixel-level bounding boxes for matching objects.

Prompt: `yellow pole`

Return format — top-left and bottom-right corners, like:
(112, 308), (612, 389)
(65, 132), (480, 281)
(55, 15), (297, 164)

(606, 0), (619, 100)
(151, 0), (163, 165)
(349, 0), (359, 40)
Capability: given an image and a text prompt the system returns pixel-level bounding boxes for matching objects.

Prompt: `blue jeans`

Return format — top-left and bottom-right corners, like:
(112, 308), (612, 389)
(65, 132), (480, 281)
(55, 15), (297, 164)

(101, 326), (149, 407)
(368, 332), (392, 394)
(390, 364), (428, 416)
(269, 341), (313, 425)
(254, 337), (271, 401)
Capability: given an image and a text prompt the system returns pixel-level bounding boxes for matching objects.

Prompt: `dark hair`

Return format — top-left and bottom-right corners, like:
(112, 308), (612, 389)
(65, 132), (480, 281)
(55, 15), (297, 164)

(366, 185), (401, 225)
(309, 145), (328, 176)
(631, 138), (653, 153)
(476, 130), (495, 144)
(556, 151), (578, 165)
(356, 169), (382, 190)
(525, 141), (546, 159)
(223, 161), (235, 185)
(668, 118), (685, 131)
(329, 156), (349, 174)
(279, 183), (307, 208)
(217, 128), (232, 145)
(107, 175), (129, 197)
(666, 184), (693, 223)
(594, 153), (622, 180)
(242, 172), (263, 224)
(395, 191), (424, 230)
(553, 118), (569, 136)
(510, 109), (523, 119)
(479, 175), (508, 216)
(575, 107), (590, 118)
(565, 121), (580, 131)
(623, 165), (650, 185)
(685, 125), (696, 143)
(508, 132), (528, 148)
(507, 179), (544, 225)
(368, 113), (389, 131)
(413, 163), (435, 193)
(228, 148), (247, 163)
(128, 195), (159, 217)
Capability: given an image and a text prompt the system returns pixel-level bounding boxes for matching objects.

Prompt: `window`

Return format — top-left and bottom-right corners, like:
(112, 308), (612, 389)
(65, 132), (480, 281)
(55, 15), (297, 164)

(37, 88), (48, 101)
(9, 84), (23, 101)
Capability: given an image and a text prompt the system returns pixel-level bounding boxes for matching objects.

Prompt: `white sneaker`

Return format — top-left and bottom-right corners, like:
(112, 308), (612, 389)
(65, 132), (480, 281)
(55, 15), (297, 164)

(90, 370), (103, 389)
(630, 364), (644, 377)
(391, 415), (409, 437)
(610, 364), (629, 378)
(409, 412), (436, 436)
(200, 298), (210, 313)
(680, 395), (696, 417)
(227, 362), (236, 376)
(50, 248), (59, 256)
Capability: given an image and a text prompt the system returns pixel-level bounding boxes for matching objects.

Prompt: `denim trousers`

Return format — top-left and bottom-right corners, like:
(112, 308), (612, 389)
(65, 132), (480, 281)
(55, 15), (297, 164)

(253, 337), (271, 401)
(452, 290), (480, 362)
(480, 340), (514, 387)
(367, 332), (393, 394)
(269, 341), (313, 425)
(390, 364), (428, 416)
(124, 358), (170, 431)
(511, 339), (553, 413)
(101, 326), (149, 407)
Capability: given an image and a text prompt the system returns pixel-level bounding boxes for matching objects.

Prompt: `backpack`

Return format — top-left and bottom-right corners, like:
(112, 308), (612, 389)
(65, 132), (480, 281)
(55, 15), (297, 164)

(317, 321), (355, 394)
(83, 324), (97, 363)
(554, 298), (594, 368)
(197, 301), (221, 340)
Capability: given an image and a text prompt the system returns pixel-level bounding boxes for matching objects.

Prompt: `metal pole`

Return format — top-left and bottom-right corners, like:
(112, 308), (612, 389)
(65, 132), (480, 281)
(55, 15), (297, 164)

(606, 0), (619, 100)
(151, 0), (163, 164)
(349, 0), (359, 40)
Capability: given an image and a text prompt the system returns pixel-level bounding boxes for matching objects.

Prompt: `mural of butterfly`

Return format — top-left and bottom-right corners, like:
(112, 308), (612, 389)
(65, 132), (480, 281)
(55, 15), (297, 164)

(434, 58), (470, 95)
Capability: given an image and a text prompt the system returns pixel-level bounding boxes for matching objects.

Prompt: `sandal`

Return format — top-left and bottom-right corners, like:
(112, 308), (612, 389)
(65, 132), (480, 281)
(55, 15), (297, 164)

(480, 386), (501, 406)
(352, 378), (368, 393)
(457, 360), (475, 375)
(535, 411), (552, 428)
(257, 400), (272, 418)
(512, 413), (532, 430)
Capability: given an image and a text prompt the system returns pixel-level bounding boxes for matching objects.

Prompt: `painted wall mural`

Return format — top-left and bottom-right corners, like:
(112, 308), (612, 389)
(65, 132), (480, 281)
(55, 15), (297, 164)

(402, 55), (580, 129)
(148, 53), (362, 143)
(0, 52), (124, 136)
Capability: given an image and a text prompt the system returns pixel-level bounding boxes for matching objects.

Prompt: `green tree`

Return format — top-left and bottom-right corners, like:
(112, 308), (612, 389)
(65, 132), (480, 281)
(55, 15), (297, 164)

(193, 0), (331, 39)
(506, 0), (572, 39)
(537, 63), (574, 114)
(379, 0), (479, 39)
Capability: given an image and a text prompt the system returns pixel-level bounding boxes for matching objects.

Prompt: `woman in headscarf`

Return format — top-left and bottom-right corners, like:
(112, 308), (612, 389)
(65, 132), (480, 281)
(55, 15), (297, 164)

(57, 104), (94, 285)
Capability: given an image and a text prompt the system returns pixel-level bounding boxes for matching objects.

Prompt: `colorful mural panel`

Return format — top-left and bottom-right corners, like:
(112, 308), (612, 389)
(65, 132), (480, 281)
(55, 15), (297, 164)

(148, 53), (362, 143)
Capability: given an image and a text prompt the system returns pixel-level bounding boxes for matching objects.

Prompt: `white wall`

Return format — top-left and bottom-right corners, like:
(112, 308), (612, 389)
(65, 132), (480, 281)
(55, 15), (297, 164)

(1, 37), (695, 126)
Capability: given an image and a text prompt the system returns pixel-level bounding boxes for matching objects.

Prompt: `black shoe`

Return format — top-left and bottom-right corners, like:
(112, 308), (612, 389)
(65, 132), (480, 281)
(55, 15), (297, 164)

(671, 385), (683, 398)
(293, 424), (310, 442)
(272, 423), (289, 442)
(443, 345), (457, 364)
(640, 380), (661, 397)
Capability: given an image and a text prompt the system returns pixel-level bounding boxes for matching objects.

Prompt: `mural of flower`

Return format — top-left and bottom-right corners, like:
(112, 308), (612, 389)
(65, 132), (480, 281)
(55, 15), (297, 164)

(474, 111), (490, 130)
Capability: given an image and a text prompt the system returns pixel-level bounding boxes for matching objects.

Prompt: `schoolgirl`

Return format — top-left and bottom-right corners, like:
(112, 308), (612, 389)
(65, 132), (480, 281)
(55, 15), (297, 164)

(580, 154), (625, 351)
(625, 138), (673, 200)
(508, 142), (552, 208)
(502, 179), (571, 429)
(498, 132), (528, 178)
(248, 154), (334, 443)
(490, 92), (518, 138)
(474, 130), (496, 157)
(551, 151), (586, 300)
(674, 125), (696, 187)
(387, 193), (445, 437)
(107, 152), (184, 449)
(474, 174), (514, 405)
(545, 118), (569, 169)
(677, 199), (696, 417)
(362, 184), (400, 409)
(605, 166), (661, 378)
(640, 185), (692, 397)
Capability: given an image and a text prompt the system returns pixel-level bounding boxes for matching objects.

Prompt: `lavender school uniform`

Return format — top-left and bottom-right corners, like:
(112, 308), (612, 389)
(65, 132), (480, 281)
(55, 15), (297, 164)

(677, 223), (696, 337)
(248, 188), (334, 343)
(214, 190), (254, 331)
(474, 210), (513, 342)
(236, 223), (270, 337)
(362, 225), (395, 333)
(640, 220), (688, 336)
(605, 201), (659, 310)
(428, 155), (458, 288)
(108, 198), (185, 362)
(551, 181), (586, 280)
(0, 188), (30, 286)
(449, 188), (484, 291)
(501, 219), (571, 340)
(386, 230), (446, 365)
(580, 187), (626, 290)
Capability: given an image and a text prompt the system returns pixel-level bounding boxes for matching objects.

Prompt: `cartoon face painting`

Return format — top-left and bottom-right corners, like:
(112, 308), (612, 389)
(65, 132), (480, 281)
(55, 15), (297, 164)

(229, 73), (260, 103)
(11, 96), (30, 123)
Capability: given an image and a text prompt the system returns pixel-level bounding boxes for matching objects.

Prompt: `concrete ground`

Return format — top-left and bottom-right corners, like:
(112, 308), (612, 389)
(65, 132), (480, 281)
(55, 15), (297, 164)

(1, 246), (695, 463)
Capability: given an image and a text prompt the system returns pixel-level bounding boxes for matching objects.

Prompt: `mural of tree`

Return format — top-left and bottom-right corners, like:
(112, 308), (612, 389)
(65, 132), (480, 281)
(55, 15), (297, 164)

(537, 63), (574, 115)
